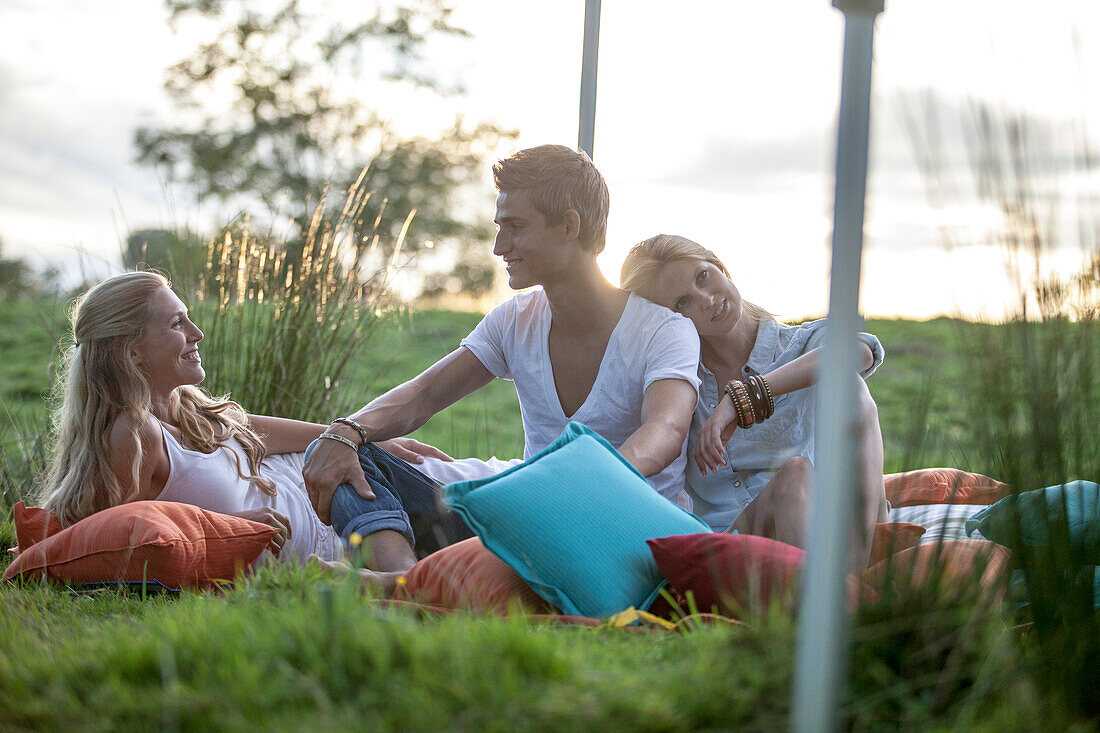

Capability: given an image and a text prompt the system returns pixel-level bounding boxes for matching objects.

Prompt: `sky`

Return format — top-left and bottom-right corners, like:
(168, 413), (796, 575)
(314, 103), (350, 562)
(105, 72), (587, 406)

(1, 0), (1099, 319)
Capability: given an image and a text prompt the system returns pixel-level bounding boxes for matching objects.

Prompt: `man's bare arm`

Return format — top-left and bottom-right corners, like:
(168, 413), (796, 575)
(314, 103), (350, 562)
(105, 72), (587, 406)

(345, 348), (495, 441)
(302, 347), (494, 523)
(616, 378), (697, 478)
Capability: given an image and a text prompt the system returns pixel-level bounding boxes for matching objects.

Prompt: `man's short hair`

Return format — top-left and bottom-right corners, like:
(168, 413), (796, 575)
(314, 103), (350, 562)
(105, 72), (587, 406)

(492, 144), (610, 254)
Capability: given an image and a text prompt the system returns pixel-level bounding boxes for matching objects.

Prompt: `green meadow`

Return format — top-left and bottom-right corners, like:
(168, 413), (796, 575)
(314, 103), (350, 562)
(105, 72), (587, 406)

(0, 297), (985, 475)
(1, 296), (1097, 730)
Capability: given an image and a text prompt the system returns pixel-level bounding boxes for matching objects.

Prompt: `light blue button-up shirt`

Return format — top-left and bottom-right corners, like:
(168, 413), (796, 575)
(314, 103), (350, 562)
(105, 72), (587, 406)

(685, 317), (884, 531)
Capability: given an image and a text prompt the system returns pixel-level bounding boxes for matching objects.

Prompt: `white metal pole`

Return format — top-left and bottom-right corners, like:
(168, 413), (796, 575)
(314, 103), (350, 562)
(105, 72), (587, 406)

(792, 1), (883, 731)
(578, 0), (602, 157)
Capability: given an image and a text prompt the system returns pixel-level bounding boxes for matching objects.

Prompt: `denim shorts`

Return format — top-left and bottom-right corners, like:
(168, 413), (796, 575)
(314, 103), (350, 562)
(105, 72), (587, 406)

(305, 440), (474, 558)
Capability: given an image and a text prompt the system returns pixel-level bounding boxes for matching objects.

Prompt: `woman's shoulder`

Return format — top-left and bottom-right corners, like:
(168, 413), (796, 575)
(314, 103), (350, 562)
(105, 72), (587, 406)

(105, 411), (171, 496)
(107, 411), (162, 451)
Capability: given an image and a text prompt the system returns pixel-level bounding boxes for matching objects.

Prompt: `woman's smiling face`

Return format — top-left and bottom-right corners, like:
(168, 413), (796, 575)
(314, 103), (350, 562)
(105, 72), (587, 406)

(652, 257), (743, 337)
(131, 285), (205, 393)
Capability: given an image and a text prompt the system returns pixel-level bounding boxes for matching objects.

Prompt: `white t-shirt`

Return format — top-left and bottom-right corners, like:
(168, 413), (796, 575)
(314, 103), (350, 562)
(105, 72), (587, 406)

(455, 289), (701, 506)
(156, 425), (344, 564)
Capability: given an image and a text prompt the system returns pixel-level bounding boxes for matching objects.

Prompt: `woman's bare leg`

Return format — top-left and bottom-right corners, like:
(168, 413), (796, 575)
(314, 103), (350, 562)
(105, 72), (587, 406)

(732, 456), (812, 548)
(851, 378), (889, 569)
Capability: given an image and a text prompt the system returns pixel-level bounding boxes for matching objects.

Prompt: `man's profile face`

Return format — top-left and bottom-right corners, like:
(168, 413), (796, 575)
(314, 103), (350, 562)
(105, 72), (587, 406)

(492, 189), (570, 290)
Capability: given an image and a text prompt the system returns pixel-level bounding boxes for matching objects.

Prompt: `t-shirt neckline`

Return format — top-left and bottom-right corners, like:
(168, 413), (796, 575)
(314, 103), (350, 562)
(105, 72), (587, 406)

(543, 292), (636, 421)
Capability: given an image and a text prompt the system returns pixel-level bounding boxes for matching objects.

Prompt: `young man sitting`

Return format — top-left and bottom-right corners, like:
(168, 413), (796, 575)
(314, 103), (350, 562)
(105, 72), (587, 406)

(302, 144), (701, 575)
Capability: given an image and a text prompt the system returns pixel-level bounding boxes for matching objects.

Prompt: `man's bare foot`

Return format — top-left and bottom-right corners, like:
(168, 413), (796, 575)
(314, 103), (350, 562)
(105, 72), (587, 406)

(308, 555), (404, 597)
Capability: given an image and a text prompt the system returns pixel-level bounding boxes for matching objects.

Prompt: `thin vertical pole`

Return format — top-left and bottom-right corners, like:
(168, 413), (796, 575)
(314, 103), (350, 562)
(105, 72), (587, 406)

(578, 0), (602, 157)
(792, 1), (883, 731)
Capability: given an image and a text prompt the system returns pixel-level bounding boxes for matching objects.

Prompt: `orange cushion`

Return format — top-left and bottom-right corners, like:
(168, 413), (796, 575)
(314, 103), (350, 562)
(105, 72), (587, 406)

(12, 503), (63, 553)
(647, 533), (877, 619)
(867, 522), (927, 568)
(393, 537), (555, 614)
(3, 501), (277, 590)
(859, 539), (1011, 603)
(884, 468), (1011, 508)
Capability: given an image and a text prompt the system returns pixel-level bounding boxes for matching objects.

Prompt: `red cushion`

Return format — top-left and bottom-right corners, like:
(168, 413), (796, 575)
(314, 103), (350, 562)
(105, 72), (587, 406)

(648, 533), (876, 619)
(867, 522), (927, 568)
(394, 537), (555, 614)
(884, 468), (1011, 508)
(3, 501), (277, 590)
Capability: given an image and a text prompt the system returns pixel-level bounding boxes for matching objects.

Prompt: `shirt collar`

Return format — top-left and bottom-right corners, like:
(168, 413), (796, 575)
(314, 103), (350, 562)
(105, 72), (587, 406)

(698, 317), (781, 379)
(744, 318), (781, 375)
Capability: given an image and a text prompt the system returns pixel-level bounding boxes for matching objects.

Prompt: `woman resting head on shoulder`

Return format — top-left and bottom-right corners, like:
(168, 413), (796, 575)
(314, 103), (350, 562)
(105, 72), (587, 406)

(621, 234), (889, 570)
(34, 271), (451, 587)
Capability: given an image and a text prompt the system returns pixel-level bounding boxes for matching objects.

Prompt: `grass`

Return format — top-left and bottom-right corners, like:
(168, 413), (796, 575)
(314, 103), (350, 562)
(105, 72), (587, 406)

(0, 300), (991, 476)
(1, 296), (1097, 729)
(0, 566), (1055, 732)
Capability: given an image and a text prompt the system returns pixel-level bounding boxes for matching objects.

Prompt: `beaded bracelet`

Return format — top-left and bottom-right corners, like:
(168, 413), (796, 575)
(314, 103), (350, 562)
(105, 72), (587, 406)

(331, 417), (369, 445)
(318, 432), (360, 451)
(724, 380), (755, 430)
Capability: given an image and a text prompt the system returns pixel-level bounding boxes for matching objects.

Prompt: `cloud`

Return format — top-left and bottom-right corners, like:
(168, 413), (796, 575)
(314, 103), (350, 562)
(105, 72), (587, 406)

(653, 129), (833, 196)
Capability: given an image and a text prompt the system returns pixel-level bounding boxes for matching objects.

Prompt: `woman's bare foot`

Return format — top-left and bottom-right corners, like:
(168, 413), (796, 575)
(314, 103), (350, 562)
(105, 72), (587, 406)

(308, 555), (404, 597)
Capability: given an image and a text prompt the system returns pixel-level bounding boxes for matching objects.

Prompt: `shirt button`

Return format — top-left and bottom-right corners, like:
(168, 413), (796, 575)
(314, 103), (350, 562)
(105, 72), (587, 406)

(734, 481), (741, 487)
(706, 401), (716, 409)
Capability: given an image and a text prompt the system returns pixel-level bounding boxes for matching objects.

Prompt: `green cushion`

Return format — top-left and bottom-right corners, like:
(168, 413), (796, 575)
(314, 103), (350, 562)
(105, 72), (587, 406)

(965, 480), (1099, 562)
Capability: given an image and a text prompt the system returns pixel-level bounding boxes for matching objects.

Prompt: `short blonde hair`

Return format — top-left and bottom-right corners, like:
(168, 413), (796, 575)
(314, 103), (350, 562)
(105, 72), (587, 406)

(492, 144), (610, 253)
(620, 234), (771, 324)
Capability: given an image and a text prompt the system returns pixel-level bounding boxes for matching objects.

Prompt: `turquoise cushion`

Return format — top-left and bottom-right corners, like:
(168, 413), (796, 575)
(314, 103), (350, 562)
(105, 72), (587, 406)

(442, 422), (712, 618)
(965, 480), (1100, 562)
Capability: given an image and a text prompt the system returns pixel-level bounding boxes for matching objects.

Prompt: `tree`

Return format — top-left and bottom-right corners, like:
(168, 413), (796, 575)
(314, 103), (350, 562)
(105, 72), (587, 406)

(135, 0), (515, 290)
(123, 228), (208, 283)
(0, 236), (34, 298)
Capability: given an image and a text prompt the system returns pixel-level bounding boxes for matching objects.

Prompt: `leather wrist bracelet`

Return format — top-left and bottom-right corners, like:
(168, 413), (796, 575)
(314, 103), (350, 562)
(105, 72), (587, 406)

(331, 417), (369, 444)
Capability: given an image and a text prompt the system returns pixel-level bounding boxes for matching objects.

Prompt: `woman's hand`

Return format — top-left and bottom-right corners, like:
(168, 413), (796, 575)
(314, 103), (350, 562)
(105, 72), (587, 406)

(695, 395), (737, 475)
(376, 437), (455, 464)
(232, 507), (291, 557)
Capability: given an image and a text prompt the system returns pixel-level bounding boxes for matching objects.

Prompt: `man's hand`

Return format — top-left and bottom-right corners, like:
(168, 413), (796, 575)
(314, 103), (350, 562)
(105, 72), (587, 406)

(232, 507), (291, 557)
(302, 432), (374, 524)
(376, 437), (455, 464)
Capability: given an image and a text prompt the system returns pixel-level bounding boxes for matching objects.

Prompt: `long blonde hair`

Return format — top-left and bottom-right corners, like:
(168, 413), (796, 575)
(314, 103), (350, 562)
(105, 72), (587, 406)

(620, 234), (772, 326)
(37, 271), (275, 526)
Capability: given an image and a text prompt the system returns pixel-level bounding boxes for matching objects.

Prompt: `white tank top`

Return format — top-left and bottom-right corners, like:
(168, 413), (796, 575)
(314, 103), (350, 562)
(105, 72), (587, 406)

(156, 424), (344, 563)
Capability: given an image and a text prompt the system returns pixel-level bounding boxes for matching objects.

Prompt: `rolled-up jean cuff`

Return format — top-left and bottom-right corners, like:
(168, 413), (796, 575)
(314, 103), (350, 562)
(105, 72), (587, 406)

(338, 504), (415, 547)
(305, 437), (472, 557)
